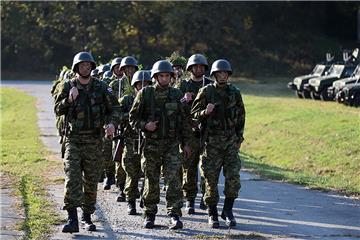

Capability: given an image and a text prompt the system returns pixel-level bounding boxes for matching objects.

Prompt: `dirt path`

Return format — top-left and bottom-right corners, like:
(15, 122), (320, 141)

(2, 80), (360, 240)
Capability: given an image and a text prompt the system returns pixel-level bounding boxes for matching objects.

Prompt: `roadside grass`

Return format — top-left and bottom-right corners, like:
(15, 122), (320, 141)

(236, 81), (360, 196)
(0, 87), (61, 239)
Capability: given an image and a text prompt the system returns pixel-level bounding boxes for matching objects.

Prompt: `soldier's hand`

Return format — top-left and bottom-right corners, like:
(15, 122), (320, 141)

(145, 121), (158, 132)
(184, 92), (194, 103)
(205, 103), (215, 115)
(104, 123), (115, 138)
(183, 145), (192, 158)
(68, 87), (78, 103)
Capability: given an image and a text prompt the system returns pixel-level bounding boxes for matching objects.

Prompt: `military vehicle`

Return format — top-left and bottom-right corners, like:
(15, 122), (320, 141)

(304, 50), (358, 101)
(337, 81), (360, 106)
(327, 64), (360, 100)
(287, 53), (334, 98)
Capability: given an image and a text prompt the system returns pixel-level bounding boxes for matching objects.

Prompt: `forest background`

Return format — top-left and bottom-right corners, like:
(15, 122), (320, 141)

(2, 1), (360, 79)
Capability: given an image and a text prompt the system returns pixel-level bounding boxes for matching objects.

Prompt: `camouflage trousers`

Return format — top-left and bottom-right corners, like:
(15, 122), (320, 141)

(102, 138), (115, 176)
(114, 141), (126, 188)
(122, 138), (142, 201)
(182, 136), (205, 201)
(63, 135), (102, 214)
(200, 133), (241, 206)
(142, 138), (183, 216)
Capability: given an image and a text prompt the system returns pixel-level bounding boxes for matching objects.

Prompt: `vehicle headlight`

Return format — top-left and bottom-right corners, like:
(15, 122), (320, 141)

(294, 78), (301, 85)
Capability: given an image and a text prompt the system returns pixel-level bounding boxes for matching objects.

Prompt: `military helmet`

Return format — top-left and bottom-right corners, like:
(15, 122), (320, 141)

(120, 56), (138, 71)
(166, 51), (187, 68)
(103, 70), (113, 79)
(71, 52), (96, 72)
(131, 70), (152, 86)
(111, 57), (122, 71)
(91, 68), (99, 77)
(151, 60), (174, 78)
(210, 59), (232, 76)
(186, 54), (209, 71)
(98, 64), (111, 74)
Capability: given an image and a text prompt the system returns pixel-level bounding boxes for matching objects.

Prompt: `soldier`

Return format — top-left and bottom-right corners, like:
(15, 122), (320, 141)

(110, 57), (124, 80)
(166, 51), (187, 87)
(54, 52), (119, 233)
(119, 70), (152, 215)
(91, 68), (99, 78)
(98, 64), (111, 80)
(109, 56), (138, 202)
(129, 60), (192, 229)
(191, 59), (245, 228)
(177, 53), (213, 215)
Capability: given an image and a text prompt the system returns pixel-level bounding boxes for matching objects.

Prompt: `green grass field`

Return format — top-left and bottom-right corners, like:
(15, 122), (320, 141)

(237, 81), (360, 196)
(0, 87), (61, 239)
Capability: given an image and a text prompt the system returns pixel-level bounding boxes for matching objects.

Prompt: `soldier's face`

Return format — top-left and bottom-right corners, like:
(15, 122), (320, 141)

(214, 71), (229, 84)
(78, 62), (92, 77)
(113, 64), (122, 76)
(191, 64), (205, 78)
(124, 66), (136, 78)
(156, 73), (171, 87)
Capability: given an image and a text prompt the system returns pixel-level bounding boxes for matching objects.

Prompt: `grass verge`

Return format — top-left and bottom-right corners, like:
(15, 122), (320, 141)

(0, 87), (61, 239)
(238, 83), (360, 196)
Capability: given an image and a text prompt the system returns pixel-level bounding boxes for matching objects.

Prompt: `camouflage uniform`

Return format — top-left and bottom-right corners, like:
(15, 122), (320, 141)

(54, 77), (119, 214)
(129, 82), (192, 217)
(109, 75), (133, 193)
(118, 94), (141, 201)
(191, 59), (245, 227)
(176, 77), (213, 203)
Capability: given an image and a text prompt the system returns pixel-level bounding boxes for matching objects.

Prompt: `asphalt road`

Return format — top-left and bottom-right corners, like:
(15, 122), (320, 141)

(2, 80), (360, 240)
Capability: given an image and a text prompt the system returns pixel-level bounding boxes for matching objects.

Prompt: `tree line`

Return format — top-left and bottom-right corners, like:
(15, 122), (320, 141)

(2, 1), (359, 77)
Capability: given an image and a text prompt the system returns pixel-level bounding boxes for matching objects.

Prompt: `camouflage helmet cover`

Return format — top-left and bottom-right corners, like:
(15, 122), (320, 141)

(166, 51), (187, 68)
(210, 59), (232, 76)
(186, 53), (209, 71)
(71, 51), (96, 72)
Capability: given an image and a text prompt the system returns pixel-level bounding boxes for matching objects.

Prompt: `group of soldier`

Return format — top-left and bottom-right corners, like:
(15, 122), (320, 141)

(52, 50), (246, 233)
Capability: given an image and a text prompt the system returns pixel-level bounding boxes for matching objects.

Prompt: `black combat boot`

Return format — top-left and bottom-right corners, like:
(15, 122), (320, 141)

(185, 200), (195, 214)
(208, 205), (219, 228)
(116, 182), (126, 202)
(221, 198), (236, 227)
(103, 172), (115, 190)
(127, 200), (137, 215)
(169, 214), (183, 230)
(199, 194), (207, 210)
(98, 171), (105, 183)
(62, 208), (79, 233)
(81, 212), (96, 231)
(143, 214), (155, 229)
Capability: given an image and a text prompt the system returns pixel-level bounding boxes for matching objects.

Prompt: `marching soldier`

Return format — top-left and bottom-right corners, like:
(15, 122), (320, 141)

(177, 53), (213, 214)
(129, 60), (192, 229)
(54, 52), (119, 233)
(119, 70), (152, 215)
(191, 59), (245, 228)
(109, 56), (138, 202)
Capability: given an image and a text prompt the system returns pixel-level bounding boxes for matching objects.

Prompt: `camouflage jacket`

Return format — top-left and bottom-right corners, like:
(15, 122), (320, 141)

(129, 83), (192, 144)
(54, 77), (119, 136)
(109, 75), (134, 100)
(118, 93), (137, 139)
(176, 76), (213, 105)
(191, 82), (246, 143)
